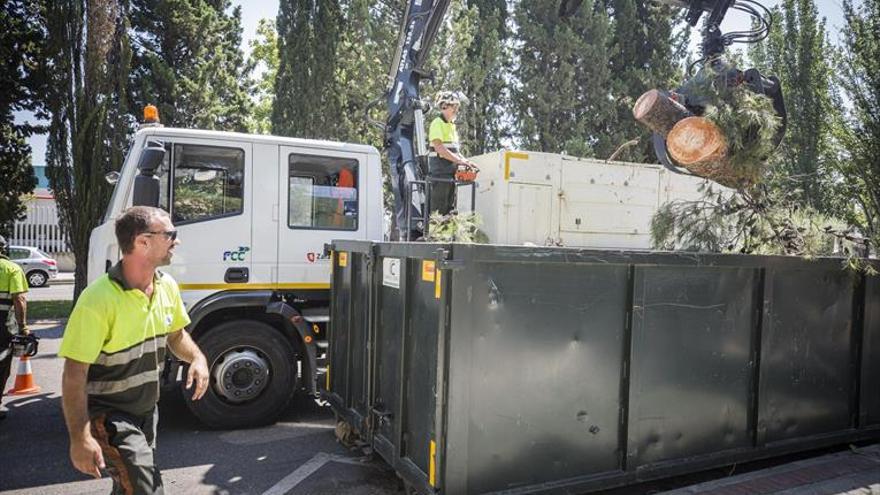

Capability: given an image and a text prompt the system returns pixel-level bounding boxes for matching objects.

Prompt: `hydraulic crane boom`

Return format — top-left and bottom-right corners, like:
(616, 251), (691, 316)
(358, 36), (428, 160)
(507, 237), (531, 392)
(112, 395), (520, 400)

(384, 0), (451, 240)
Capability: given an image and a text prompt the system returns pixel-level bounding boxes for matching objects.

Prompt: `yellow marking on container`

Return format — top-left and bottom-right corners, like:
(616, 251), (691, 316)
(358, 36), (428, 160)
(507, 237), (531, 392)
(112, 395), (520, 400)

(435, 270), (442, 299)
(504, 151), (529, 181)
(325, 364), (331, 391)
(422, 260), (436, 282)
(338, 251), (348, 267)
(429, 439), (437, 487)
(179, 282), (330, 291)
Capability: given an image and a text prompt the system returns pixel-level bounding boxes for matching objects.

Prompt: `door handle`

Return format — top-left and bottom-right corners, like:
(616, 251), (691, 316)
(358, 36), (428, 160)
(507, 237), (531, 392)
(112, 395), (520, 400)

(224, 267), (249, 283)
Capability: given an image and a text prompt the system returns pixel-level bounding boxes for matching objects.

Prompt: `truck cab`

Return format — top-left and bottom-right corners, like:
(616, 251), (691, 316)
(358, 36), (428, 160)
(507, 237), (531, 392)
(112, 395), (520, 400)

(89, 126), (382, 427)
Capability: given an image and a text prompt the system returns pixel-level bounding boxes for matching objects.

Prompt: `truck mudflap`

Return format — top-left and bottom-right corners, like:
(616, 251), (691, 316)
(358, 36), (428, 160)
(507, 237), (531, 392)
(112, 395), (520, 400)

(266, 301), (321, 395)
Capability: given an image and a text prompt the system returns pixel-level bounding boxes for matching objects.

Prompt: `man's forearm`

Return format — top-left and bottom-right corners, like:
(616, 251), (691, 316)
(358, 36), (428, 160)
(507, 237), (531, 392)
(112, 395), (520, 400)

(13, 294), (26, 329)
(167, 330), (206, 364)
(62, 360), (93, 442)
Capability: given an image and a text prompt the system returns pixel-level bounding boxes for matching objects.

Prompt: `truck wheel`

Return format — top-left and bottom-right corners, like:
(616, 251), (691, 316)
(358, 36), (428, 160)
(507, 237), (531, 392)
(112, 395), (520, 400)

(184, 319), (299, 428)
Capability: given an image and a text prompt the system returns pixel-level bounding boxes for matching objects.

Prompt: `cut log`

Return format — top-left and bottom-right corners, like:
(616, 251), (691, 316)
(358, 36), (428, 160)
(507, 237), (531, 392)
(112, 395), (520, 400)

(667, 116), (727, 167)
(667, 116), (754, 188)
(633, 89), (692, 137)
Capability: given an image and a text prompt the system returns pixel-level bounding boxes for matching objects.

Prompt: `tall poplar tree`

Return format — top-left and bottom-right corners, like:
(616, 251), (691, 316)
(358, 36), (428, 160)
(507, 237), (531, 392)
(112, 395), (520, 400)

(747, 0), (837, 208)
(512, 0), (611, 156)
(42, 0), (131, 297)
(836, 0), (880, 252)
(272, 0), (345, 139)
(129, 0), (253, 131)
(248, 19), (280, 134)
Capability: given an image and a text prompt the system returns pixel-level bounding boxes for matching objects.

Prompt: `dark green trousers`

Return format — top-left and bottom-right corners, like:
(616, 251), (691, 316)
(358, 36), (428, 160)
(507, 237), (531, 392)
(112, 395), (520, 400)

(91, 408), (164, 495)
(428, 156), (456, 215)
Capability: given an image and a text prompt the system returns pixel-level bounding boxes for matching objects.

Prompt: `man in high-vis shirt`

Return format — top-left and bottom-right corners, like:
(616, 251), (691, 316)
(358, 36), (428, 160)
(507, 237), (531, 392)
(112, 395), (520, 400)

(61, 206), (209, 494)
(427, 91), (478, 215)
(0, 234), (29, 421)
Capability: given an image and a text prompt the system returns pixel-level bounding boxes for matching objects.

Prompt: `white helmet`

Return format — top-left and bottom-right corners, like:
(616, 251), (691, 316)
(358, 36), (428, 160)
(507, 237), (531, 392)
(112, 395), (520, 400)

(435, 90), (463, 109)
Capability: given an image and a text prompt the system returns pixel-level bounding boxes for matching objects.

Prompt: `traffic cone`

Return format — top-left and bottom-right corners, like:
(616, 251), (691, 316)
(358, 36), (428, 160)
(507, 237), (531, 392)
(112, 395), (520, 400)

(7, 355), (41, 395)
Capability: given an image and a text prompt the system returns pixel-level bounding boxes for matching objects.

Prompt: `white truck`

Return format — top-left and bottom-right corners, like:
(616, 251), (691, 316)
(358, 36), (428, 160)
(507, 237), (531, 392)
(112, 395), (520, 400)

(89, 125), (708, 428)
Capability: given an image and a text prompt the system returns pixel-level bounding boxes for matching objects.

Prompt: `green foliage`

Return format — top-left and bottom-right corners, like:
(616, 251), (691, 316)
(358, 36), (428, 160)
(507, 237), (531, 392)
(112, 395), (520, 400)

(747, 0), (838, 209)
(129, 0), (254, 131)
(600, 0), (687, 161)
(651, 183), (872, 271)
(28, 300), (73, 321)
(428, 0), (510, 156)
(0, 0), (43, 235)
(834, 0), (880, 255)
(425, 211), (489, 243)
(512, 0), (612, 156)
(248, 19), (279, 134)
(0, 124), (38, 236)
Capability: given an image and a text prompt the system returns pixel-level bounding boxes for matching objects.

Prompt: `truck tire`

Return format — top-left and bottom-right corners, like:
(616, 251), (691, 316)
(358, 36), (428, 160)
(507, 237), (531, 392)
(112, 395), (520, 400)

(184, 319), (299, 428)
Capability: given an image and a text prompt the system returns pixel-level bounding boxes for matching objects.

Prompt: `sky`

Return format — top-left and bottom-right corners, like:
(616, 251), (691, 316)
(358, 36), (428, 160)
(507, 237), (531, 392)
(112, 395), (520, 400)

(21, 0), (851, 166)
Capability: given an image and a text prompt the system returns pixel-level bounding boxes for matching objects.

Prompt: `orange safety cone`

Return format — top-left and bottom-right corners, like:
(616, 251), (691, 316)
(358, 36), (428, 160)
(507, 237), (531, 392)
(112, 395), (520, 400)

(7, 355), (41, 395)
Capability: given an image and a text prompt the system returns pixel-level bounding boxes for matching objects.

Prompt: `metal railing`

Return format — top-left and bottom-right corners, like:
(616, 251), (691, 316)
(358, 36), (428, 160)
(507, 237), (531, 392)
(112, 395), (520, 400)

(11, 203), (70, 253)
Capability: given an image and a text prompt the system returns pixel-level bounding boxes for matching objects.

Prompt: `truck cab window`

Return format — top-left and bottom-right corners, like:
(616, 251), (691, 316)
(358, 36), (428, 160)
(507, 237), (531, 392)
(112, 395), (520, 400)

(288, 154), (358, 231)
(172, 144), (245, 224)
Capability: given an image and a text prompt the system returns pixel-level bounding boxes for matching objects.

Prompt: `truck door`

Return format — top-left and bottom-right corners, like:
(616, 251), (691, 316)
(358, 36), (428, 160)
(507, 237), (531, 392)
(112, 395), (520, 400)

(277, 147), (367, 287)
(152, 139), (253, 291)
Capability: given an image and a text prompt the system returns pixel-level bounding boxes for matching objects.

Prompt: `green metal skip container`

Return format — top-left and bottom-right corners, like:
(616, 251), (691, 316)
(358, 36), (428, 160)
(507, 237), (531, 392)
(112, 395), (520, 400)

(323, 241), (880, 494)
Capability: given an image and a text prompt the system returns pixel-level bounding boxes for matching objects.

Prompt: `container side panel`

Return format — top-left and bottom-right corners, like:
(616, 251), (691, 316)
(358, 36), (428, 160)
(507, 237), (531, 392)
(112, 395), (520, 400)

(860, 274), (880, 427)
(453, 261), (627, 494)
(505, 183), (553, 245)
(401, 263), (441, 475)
(348, 251), (370, 421)
(373, 258), (407, 456)
(759, 268), (855, 443)
(628, 266), (755, 467)
(330, 254), (352, 401)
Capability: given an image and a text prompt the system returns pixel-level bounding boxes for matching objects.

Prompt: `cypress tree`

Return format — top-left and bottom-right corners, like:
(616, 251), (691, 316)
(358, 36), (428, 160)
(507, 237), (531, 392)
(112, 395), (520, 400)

(334, 0), (401, 145)
(42, 0), (132, 298)
(0, 0), (42, 235)
(129, 0), (253, 131)
(601, 0), (685, 161)
(272, 0), (344, 139)
(455, 0), (510, 155)
(512, 0), (612, 156)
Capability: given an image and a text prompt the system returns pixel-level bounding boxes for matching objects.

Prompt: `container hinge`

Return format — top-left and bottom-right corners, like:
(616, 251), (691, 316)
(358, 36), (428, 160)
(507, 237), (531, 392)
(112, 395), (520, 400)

(439, 259), (466, 270)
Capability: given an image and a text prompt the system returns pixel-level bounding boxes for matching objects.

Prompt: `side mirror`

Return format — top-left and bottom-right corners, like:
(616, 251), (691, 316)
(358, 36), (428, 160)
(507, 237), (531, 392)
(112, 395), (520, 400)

(105, 171), (120, 185)
(137, 140), (166, 174)
(132, 140), (165, 207)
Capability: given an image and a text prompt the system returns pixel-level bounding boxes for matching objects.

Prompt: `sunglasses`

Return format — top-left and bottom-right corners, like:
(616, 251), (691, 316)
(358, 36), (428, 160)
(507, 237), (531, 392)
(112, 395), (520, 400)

(142, 230), (178, 241)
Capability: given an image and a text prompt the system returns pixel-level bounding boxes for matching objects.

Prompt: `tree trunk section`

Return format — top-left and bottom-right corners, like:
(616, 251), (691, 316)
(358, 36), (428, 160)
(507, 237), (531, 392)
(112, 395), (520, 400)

(633, 89), (692, 137)
(667, 116), (755, 188)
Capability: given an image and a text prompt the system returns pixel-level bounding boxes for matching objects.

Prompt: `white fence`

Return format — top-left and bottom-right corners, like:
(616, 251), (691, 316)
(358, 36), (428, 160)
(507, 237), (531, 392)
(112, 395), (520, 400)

(11, 202), (70, 253)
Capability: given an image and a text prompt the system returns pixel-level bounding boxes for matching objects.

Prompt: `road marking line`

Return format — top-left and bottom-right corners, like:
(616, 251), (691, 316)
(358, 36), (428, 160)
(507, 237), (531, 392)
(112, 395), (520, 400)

(260, 453), (383, 495)
(261, 452), (331, 495)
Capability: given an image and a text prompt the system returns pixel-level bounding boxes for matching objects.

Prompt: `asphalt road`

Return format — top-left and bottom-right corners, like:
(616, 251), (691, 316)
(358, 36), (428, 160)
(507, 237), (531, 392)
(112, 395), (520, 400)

(25, 281), (74, 301)
(3, 321), (877, 495)
(0, 321), (404, 495)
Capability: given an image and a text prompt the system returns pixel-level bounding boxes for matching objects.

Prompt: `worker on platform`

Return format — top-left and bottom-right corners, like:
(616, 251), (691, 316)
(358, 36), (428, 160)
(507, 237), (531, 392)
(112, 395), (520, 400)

(427, 91), (478, 215)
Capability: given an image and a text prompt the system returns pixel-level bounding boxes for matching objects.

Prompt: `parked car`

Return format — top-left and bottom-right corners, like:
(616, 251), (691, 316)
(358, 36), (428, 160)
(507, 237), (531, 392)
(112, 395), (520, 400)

(8, 245), (58, 287)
